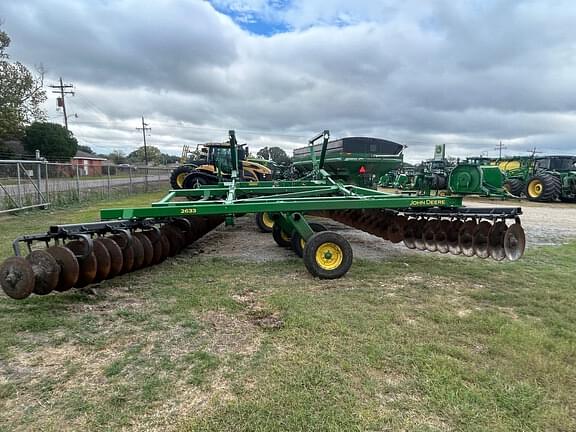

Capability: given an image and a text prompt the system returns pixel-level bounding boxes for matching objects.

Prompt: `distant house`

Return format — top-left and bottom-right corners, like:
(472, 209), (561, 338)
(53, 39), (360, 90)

(72, 150), (108, 176)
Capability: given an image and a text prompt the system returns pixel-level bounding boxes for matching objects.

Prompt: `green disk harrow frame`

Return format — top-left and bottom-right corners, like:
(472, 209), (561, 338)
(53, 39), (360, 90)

(0, 130), (526, 299)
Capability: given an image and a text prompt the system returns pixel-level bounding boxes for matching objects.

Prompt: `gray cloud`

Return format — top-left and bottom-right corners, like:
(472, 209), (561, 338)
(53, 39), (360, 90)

(1, 0), (575, 162)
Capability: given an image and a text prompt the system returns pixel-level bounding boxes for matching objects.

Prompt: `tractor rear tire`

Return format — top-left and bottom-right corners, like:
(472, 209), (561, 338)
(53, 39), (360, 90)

(503, 178), (524, 197)
(303, 231), (353, 279)
(170, 166), (194, 190)
(525, 173), (562, 202)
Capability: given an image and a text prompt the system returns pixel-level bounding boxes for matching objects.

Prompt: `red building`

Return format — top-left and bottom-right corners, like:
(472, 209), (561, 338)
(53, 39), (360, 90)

(72, 151), (108, 176)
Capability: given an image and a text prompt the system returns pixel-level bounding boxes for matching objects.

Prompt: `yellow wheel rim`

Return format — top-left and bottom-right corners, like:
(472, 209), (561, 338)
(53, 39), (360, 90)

(281, 230), (290, 242)
(176, 173), (188, 188)
(528, 180), (543, 197)
(262, 213), (274, 229)
(315, 242), (343, 271)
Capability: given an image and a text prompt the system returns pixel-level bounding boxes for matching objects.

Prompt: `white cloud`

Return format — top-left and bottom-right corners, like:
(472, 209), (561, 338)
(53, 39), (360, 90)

(1, 0), (575, 162)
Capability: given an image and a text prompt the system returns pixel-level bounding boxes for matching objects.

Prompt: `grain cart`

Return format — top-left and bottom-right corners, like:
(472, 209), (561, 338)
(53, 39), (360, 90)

(0, 130), (527, 300)
(292, 137), (404, 188)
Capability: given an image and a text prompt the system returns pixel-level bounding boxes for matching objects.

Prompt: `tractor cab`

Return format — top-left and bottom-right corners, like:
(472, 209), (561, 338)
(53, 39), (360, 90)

(535, 156), (576, 173)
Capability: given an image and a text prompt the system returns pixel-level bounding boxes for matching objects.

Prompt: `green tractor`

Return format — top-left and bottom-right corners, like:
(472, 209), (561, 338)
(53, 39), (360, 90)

(500, 156), (576, 202)
(524, 156), (576, 202)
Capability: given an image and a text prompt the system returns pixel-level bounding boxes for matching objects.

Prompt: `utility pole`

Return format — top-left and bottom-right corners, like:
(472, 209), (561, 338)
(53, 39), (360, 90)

(494, 140), (507, 159)
(49, 78), (74, 130)
(136, 116), (151, 165)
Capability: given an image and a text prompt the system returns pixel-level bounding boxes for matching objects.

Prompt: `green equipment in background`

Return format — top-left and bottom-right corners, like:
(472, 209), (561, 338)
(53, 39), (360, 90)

(292, 137), (405, 188)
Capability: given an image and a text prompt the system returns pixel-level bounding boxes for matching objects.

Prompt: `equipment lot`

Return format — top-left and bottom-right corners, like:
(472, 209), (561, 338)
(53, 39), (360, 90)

(0, 193), (574, 431)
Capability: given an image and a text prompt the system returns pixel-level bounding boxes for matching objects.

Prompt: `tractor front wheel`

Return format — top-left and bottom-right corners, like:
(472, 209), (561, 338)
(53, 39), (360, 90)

(525, 173), (561, 202)
(303, 231), (353, 279)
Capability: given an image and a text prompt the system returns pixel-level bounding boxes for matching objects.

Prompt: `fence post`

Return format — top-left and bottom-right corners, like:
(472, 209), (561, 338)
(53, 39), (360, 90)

(75, 163), (81, 202)
(36, 162), (42, 205)
(107, 164), (111, 199)
(44, 161), (49, 204)
(129, 167), (133, 194)
(16, 163), (23, 207)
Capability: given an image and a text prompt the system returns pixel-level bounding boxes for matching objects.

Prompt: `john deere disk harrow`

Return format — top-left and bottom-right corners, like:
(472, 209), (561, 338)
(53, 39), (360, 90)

(0, 131), (526, 300)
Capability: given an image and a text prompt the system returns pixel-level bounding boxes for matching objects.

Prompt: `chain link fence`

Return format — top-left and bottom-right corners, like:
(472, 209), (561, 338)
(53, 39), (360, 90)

(0, 159), (172, 213)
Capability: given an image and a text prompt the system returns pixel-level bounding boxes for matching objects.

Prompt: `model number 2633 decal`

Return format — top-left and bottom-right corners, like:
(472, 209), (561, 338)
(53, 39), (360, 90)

(180, 208), (197, 214)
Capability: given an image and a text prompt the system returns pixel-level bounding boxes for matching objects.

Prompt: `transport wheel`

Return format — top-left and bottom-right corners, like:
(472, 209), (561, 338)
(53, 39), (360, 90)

(525, 173), (561, 202)
(290, 222), (327, 258)
(272, 222), (292, 247)
(503, 178), (524, 197)
(169, 166), (194, 189)
(303, 231), (353, 279)
(255, 212), (275, 233)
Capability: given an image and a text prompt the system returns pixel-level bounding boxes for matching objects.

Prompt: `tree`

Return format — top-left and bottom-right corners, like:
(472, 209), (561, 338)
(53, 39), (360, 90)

(257, 146), (290, 165)
(77, 145), (95, 154)
(127, 145), (163, 165)
(0, 26), (47, 140)
(22, 122), (78, 161)
(109, 150), (126, 165)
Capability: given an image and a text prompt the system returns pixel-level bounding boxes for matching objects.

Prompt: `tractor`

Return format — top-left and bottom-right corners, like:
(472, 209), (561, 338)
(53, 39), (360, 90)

(170, 141), (272, 190)
(500, 156), (576, 202)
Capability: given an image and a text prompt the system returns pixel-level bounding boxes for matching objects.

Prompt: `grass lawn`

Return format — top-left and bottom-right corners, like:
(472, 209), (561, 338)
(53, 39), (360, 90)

(0, 195), (574, 431)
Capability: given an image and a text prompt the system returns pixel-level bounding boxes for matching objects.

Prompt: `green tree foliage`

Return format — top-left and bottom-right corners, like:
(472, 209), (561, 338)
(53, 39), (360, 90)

(127, 145), (163, 164)
(109, 150), (126, 164)
(22, 122), (78, 161)
(0, 27), (47, 140)
(127, 146), (177, 165)
(256, 146), (291, 164)
(77, 145), (95, 154)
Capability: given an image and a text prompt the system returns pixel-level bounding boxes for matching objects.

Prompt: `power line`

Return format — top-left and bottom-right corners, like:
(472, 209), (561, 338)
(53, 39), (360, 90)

(136, 116), (151, 166)
(48, 77), (74, 130)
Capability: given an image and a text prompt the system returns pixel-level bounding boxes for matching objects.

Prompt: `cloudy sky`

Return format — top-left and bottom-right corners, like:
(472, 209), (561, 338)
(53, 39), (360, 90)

(1, 0), (576, 162)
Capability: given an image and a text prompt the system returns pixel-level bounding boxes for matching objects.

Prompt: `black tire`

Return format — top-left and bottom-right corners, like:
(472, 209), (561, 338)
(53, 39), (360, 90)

(272, 222), (292, 247)
(503, 178), (524, 197)
(525, 173), (562, 202)
(290, 222), (327, 258)
(255, 212), (275, 233)
(303, 231), (353, 279)
(170, 166), (194, 190)
(431, 173), (447, 190)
